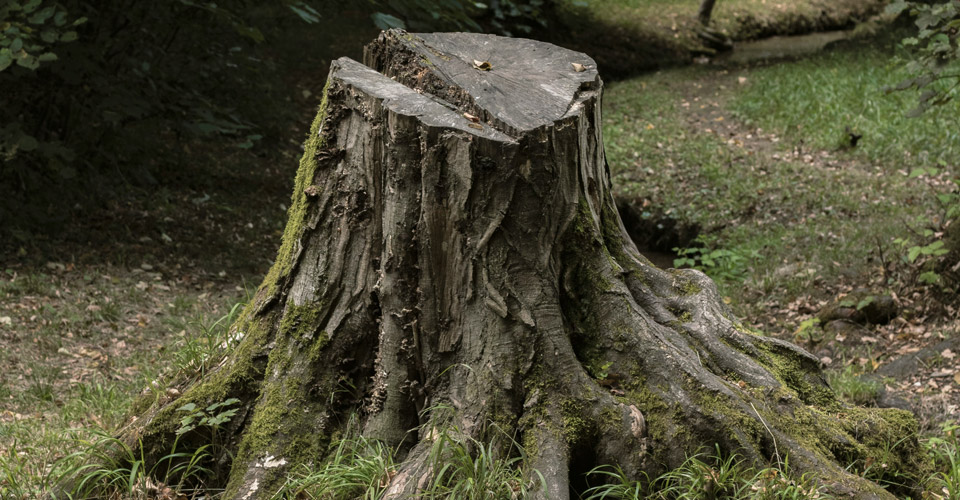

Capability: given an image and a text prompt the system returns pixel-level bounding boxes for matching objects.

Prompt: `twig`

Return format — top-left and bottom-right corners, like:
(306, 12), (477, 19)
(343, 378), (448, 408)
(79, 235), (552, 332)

(750, 402), (782, 469)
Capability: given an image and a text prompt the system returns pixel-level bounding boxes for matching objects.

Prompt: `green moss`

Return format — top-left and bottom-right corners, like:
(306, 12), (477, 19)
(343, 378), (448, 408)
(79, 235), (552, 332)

(308, 330), (331, 362)
(259, 81), (332, 301)
(280, 303), (326, 341)
(749, 340), (838, 409)
(621, 369), (678, 450)
(224, 331), (332, 497)
(598, 406), (622, 432)
(669, 271), (702, 296)
(690, 388), (765, 448)
(559, 399), (590, 445)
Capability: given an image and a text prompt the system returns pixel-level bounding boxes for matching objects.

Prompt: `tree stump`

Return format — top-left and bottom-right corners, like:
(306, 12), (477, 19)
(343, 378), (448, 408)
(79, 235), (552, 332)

(119, 31), (926, 499)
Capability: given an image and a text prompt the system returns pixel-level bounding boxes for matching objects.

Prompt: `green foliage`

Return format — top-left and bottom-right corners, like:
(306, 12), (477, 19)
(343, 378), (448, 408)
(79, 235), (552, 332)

(584, 447), (830, 499)
(274, 427), (396, 499)
(674, 235), (760, 283)
(56, 431), (213, 499)
(885, 0), (960, 116)
(176, 398), (241, 436)
(826, 366), (884, 406)
(173, 302), (245, 377)
(925, 422), (960, 498)
(0, 0), (86, 73)
(888, 166), (959, 292)
(0, 1), (316, 235)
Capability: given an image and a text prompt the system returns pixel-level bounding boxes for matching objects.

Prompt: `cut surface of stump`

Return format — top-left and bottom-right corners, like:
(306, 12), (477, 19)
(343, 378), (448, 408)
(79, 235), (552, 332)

(116, 30), (927, 499)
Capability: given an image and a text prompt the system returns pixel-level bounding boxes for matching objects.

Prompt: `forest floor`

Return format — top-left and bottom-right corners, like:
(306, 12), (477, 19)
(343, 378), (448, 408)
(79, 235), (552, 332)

(2, 16), (959, 500)
(604, 33), (960, 436)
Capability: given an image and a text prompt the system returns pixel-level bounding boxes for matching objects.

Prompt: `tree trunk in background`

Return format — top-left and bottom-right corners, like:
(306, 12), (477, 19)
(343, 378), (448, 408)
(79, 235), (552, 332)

(119, 30), (926, 500)
(699, 0), (718, 25)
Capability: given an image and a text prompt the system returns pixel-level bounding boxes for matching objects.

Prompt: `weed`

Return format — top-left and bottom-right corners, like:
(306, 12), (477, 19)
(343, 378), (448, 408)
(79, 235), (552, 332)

(273, 431), (395, 499)
(826, 366), (884, 407)
(56, 431), (212, 499)
(584, 447), (830, 499)
(925, 422), (960, 499)
(173, 302), (244, 377)
(674, 235), (761, 284)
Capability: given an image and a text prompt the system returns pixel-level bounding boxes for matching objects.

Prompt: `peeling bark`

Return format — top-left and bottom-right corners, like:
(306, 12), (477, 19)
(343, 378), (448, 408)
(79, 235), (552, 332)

(118, 31), (927, 499)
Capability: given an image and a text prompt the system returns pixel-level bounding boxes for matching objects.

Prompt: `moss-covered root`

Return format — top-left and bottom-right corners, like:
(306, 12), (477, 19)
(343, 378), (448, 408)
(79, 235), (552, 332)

(552, 193), (929, 499)
(114, 306), (274, 478)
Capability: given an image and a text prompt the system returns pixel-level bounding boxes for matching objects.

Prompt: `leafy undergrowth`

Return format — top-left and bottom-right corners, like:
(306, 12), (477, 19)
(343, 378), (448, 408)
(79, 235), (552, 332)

(605, 29), (959, 497)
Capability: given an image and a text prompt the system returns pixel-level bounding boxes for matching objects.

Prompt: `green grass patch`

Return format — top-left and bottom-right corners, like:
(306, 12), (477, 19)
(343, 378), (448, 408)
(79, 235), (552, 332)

(0, 265), (247, 498)
(731, 38), (960, 167)
(603, 40), (948, 313)
(584, 446), (829, 499)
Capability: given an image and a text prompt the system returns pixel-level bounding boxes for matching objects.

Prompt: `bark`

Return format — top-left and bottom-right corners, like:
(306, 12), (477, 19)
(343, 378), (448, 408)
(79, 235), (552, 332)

(116, 30), (927, 499)
(699, 0), (718, 25)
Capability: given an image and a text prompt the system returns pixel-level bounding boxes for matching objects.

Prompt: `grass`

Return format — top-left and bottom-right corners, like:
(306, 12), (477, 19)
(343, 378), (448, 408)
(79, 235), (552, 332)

(730, 38), (960, 168)
(584, 447), (829, 499)
(274, 411), (538, 500)
(926, 423), (960, 499)
(57, 431), (214, 499)
(826, 365), (885, 407)
(419, 424), (537, 499)
(276, 432), (396, 500)
(0, 265), (247, 499)
(603, 37), (954, 322)
(601, 28), (959, 498)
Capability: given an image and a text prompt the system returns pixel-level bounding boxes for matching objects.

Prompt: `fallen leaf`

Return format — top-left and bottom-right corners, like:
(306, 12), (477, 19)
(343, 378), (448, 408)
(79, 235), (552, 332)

(463, 112), (480, 123)
(0, 316), (11, 326)
(467, 123), (483, 130)
(571, 62), (586, 72)
(472, 59), (492, 71)
(942, 349), (956, 359)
